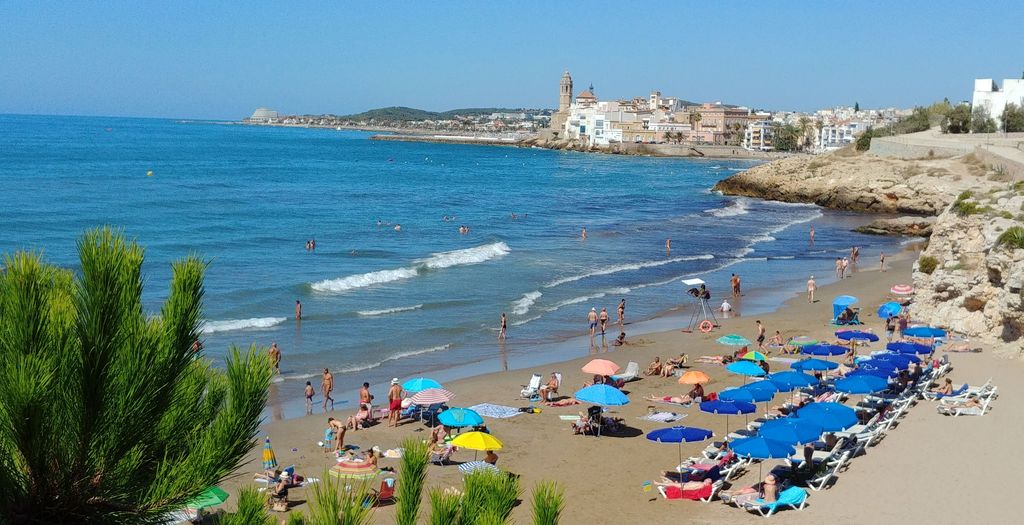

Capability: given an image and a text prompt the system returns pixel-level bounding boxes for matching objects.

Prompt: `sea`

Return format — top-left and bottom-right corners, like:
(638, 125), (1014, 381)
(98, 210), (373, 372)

(0, 114), (910, 419)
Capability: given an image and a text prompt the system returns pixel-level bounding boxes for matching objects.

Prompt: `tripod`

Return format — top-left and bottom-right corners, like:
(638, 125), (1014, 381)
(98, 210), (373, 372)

(683, 294), (720, 332)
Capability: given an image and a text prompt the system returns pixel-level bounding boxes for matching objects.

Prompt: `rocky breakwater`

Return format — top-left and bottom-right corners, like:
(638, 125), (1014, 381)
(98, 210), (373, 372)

(912, 189), (1024, 355)
(715, 149), (1024, 354)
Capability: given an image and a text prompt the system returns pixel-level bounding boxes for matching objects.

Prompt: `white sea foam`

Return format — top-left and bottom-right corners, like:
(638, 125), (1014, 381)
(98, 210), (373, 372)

(357, 304), (424, 317)
(312, 243), (510, 294)
(547, 287), (631, 312)
(510, 315), (542, 327)
(749, 234), (777, 244)
(336, 344), (453, 373)
(705, 198), (750, 218)
(511, 291), (542, 315)
(545, 254), (713, 288)
(311, 267), (419, 293)
(418, 242), (510, 270)
(201, 316), (287, 334)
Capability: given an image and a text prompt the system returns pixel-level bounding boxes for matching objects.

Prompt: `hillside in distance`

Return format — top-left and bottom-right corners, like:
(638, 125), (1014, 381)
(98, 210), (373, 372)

(339, 106), (551, 121)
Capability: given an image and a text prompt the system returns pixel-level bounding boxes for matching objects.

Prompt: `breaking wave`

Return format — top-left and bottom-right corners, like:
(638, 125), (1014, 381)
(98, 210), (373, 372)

(357, 304), (424, 317)
(545, 255), (714, 288)
(201, 317), (287, 334)
(511, 291), (542, 315)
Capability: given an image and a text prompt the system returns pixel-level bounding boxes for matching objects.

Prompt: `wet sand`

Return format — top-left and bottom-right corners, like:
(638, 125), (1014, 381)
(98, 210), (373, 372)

(220, 255), (1020, 524)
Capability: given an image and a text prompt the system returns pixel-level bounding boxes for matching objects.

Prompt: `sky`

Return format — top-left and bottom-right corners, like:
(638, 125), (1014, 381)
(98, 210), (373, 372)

(1, 1), (1022, 120)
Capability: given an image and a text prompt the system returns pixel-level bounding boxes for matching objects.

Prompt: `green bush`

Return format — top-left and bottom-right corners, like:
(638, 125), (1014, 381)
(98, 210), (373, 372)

(855, 130), (872, 151)
(996, 226), (1024, 250)
(396, 437), (430, 525)
(531, 481), (565, 525)
(918, 255), (939, 274)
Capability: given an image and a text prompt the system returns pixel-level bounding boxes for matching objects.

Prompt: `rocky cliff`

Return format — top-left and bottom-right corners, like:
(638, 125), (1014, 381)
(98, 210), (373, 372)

(715, 149), (1024, 355)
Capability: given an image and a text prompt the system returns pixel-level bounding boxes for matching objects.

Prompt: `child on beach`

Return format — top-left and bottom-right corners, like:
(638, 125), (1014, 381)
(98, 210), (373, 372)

(304, 381), (315, 414)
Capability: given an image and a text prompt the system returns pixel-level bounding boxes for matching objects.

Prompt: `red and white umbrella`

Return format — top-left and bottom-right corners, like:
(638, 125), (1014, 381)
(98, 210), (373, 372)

(890, 284), (914, 295)
(410, 388), (455, 405)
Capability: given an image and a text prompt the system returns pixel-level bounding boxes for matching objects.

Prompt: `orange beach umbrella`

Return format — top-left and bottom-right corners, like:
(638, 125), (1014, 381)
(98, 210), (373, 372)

(581, 359), (620, 376)
(678, 370), (710, 385)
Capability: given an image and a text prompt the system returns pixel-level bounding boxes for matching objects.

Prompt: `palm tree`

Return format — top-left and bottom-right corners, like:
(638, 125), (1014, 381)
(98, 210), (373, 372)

(0, 227), (272, 525)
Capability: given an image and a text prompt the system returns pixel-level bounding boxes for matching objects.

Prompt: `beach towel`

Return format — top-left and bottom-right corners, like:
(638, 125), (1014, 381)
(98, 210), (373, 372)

(651, 399), (692, 408)
(769, 357), (798, 364)
(467, 403), (521, 419)
(638, 412), (686, 423)
(559, 415), (582, 421)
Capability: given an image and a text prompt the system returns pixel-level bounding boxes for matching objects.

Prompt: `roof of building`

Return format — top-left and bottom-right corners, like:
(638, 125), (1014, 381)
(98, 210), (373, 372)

(576, 90), (596, 99)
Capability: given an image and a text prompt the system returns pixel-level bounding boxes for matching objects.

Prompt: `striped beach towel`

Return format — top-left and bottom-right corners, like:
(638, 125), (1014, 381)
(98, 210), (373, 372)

(638, 412), (686, 423)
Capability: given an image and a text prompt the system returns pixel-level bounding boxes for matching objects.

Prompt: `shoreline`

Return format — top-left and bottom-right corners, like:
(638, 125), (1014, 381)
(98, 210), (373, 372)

(225, 248), (1024, 524)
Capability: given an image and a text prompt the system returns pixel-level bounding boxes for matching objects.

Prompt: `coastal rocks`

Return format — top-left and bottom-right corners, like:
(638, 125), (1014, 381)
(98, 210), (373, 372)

(712, 153), (972, 215)
(911, 200), (1024, 356)
(854, 216), (936, 237)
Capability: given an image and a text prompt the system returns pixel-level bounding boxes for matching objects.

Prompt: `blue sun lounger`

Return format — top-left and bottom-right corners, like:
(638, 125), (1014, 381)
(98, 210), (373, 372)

(739, 486), (808, 517)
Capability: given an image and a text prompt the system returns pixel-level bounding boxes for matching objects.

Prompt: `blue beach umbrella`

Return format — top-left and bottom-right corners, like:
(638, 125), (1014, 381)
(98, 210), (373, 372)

(719, 386), (774, 404)
(758, 418), (823, 445)
(437, 407), (484, 428)
(725, 360), (767, 378)
(790, 358), (839, 372)
(402, 377), (442, 393)
(886, 342), (932, 355)
(801, 344), (848, 357)
(869, 353), (918, 367)
(834, 375), (889, 394)
(717, 334), (752, 346)
(766, 371), (818, 391)
(796, 402), (858, 432)
(835, 330), (880, 342)
(647, 426), (714, 465)
(849, 367), (898, 380)
(700, 400), (756, 436)
(731, 436), (797, 479)
(903, 326), (947, 338)
(877, 302), (902, 319)
(832, 295), (858, 319)
(574, 384), (629, 406)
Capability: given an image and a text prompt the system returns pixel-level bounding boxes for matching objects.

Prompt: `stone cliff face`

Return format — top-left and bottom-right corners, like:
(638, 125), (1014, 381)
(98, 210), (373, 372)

(715, 150), (1023, 355)
(912, 192), (1024, 355)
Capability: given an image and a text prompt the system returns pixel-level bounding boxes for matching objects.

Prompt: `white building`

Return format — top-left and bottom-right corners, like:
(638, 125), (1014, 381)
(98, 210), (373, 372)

(246, 108), (279, 123)
(743, 121), (774, 151)
(973, 78), (1024, 130)
(818, 122), (866, 151)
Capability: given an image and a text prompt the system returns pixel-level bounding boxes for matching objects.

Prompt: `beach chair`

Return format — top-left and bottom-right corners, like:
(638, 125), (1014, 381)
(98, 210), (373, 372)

(739, 486), (808, 517)
(364, 477), (396, 507)
(923, 383), (968, 401)
(520, 374), (542, 400)
(542, 373), (562, 401)
(938, 382), (996, 404)
(611, 361), (641, 383)
(806, 451), (851, 491)
(430, 445), (456, 465)
(937, 391), (994, 417)
(657, 480), (723, 502)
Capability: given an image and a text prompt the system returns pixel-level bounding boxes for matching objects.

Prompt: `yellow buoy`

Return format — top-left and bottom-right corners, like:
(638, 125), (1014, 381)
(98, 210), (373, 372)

(146, 171), (153, 177)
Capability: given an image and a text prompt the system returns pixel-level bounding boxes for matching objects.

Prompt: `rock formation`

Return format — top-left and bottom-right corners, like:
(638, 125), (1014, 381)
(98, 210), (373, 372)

(715, 149), (1023, 355)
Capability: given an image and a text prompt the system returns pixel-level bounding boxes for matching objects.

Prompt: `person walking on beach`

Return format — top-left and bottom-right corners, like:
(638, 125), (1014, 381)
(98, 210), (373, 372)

(599, 307), (609, 335)
(498, 312), (507, 340)
(295, 300), (302, 321)
(268, 342), (281, 374)
(387, 378), (403, 427)
(885, 315), (896, 342)
(898, 311), (909, 339)
(809, 225), (815, 245)
(618, 299), (626, 325)
(835, 258), (843, 279)
(807, 275), (816, 303)
(321, 368), (334, 411)
(756, 320), (766, 350)
(588, 308), (598, 336)
(880, 251), (886, 272)
(304, 381), (315, 414)
(842, 257), (850, 278)
(328, 417), (346, 451)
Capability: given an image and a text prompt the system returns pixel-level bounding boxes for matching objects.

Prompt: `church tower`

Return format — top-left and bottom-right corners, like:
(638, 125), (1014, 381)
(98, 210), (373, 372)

(559, 71), (573, 112)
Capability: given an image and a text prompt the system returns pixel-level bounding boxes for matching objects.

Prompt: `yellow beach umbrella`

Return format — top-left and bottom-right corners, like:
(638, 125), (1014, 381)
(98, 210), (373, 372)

(451, 431), (503, 460)
(261, 436), (277, 470)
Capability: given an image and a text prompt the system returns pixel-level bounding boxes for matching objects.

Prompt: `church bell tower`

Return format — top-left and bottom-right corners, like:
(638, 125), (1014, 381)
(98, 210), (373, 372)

(559, 71), (573, 112)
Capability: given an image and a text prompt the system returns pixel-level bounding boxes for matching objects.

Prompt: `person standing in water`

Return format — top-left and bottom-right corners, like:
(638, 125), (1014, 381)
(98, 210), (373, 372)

(498, 312), (507, 341)
(809, 225), (815, 245)
(304, 381), (315, 414)
(581, 227), (587, 239)
(880, 252), (886, 272)
(617, 299), (626, 325)
(295, 300), (302, 321)
(321, 368), (334, 412)
(665, 239), (671, 254)
(587, 308), (598, 336)
(268, 342), (281, 374)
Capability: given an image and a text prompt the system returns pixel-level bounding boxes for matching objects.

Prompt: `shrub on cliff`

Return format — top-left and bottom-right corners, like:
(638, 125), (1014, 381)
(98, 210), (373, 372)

(918, 255), (939, 274)
(856, 127), (873, 151)
(996, 226), (1024, 250)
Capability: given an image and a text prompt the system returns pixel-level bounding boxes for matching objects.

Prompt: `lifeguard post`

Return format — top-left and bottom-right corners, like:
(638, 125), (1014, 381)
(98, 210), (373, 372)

(680, 278), (719, 332)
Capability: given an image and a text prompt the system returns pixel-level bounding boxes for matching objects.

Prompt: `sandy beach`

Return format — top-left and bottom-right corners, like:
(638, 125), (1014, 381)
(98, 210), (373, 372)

(222, 253), (1020, 524)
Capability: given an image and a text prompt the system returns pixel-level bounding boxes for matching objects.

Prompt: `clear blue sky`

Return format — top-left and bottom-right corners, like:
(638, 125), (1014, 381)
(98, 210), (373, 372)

(2, 1), (1022, 119)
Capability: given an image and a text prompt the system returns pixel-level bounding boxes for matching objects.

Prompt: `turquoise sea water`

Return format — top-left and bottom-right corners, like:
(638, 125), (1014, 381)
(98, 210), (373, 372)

(1, 114), (907, 419)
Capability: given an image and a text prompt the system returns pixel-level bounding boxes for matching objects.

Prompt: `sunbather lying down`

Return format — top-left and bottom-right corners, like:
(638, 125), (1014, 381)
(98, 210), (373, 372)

(720, 474), (778, 504)
(943, 397), (983, 410)
(545, 398), (579, 407)
(645, 394), (694, 405)
(697, 355), (735, 365)
(943, 343), (981, 353)
(655, 477), (711, 491)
